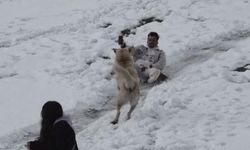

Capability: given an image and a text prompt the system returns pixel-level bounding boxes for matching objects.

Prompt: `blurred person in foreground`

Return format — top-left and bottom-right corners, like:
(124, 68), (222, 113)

(25, 101), (78, 150)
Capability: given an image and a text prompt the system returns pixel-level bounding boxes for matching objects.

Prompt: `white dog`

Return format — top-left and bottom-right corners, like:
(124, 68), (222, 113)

(111, 48), (140, 124)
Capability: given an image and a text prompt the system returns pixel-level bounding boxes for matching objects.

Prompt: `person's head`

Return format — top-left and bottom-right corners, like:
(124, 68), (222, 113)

(147, 32), (159, 48)
(40, 101), (63, 141)
(41, 101), (63, 121)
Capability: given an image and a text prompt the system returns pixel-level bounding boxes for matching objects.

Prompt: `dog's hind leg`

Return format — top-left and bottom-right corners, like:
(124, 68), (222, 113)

(127, 97), (138, 120)
(112, 93), (127, 124)
(127, 104), (136, 120)
(111, 103), (122, 124)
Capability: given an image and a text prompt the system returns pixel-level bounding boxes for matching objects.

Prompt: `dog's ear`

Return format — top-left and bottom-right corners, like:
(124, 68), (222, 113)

(112, 48), (117, 53)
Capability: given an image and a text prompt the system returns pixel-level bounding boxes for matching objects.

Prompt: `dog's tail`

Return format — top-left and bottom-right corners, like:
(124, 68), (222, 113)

(114, 63), (136, 90)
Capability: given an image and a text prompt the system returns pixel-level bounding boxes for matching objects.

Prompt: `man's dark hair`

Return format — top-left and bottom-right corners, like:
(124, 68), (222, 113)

(148, 32), (159, 40)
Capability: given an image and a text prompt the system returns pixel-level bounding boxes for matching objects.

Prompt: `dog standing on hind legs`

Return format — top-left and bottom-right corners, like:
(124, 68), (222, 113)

(111, 48), (140, 124)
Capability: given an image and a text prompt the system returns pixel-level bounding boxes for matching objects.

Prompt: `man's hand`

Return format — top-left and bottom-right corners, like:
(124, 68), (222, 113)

(118, 35), (124, 45)
(141, 66), (147, 72)
(118, 35), (126, 48)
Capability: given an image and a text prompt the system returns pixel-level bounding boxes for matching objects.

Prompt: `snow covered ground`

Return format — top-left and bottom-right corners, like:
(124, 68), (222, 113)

(1, 0), (250, 149)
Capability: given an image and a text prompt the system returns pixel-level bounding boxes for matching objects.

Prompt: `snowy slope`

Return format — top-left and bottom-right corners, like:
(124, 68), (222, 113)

(1, 0), (250, 150)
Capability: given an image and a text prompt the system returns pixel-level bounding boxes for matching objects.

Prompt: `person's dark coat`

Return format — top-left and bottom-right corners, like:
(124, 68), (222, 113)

(29, 117), (78, 150)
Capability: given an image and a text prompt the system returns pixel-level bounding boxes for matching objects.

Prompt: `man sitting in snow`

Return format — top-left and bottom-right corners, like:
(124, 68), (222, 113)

(118, 32), (167, 84)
